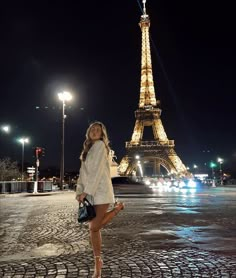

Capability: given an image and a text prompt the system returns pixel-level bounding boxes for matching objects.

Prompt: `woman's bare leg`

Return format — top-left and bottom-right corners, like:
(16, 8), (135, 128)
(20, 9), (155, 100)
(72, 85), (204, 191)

(89, 202), (124, 277)
(89, 204), (109, 277)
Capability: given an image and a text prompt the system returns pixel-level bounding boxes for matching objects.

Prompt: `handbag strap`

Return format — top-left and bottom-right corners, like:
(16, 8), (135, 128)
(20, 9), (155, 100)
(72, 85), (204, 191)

(79, 197), (94, 208)
(83, 197), (93, 206)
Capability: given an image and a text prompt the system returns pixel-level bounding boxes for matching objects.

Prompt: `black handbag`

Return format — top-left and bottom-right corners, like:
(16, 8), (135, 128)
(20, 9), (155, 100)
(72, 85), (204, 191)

(78, 198), (96, 223)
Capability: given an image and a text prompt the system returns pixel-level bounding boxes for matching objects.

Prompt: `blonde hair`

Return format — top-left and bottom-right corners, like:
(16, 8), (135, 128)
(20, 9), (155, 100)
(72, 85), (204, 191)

(80, 121), (111, 161)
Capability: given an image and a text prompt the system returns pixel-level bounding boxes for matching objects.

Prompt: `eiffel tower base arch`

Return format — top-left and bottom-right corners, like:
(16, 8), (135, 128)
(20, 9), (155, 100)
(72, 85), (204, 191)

(118, 146), (190, 178)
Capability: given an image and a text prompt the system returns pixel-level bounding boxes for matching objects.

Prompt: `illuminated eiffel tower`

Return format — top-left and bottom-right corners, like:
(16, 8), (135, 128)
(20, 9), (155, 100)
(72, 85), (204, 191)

(119, 0), (189, 177)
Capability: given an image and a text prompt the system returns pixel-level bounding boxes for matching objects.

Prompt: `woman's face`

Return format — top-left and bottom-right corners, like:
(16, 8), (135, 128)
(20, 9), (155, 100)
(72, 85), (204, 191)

(89, 124), (102, 142)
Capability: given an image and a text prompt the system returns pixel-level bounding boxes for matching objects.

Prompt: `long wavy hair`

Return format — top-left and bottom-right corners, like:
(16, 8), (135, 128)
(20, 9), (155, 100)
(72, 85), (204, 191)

(80, 121), (111, 161)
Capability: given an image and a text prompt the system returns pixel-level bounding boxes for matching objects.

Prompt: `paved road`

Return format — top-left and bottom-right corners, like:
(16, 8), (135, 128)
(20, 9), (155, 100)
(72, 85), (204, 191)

(0, 187), (236, 277)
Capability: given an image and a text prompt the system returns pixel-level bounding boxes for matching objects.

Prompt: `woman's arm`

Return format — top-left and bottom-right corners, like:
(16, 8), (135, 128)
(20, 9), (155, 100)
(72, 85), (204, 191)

(83, 140), (107, 196)
(75, 164), (84, 200)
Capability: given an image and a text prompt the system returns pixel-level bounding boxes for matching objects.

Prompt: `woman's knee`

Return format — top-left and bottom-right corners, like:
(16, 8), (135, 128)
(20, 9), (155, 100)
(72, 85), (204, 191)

(89, 222), (101, 232)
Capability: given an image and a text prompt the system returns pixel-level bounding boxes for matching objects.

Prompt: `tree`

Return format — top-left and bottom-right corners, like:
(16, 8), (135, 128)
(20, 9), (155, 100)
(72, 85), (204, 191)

(0, 157), (21, 181)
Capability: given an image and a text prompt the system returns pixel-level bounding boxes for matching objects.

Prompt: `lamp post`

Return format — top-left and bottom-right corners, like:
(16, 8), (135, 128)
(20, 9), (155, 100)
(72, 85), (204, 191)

(19, 137), (29, 181)
(58, 91), (72, 190)
(217, 157), (224, 185)
(135, 155), (143, 178)
(193, 164), (198, 177)
(210, 161), (217, 187)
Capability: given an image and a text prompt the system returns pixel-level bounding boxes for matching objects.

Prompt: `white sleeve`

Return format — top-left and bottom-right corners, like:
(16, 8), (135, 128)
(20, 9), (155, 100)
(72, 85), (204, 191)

(75, 164), (84, 198)
(83, 141), (106, 196)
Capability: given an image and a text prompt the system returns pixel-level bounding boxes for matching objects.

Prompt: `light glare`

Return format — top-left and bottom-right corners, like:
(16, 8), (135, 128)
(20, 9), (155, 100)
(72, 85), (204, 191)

(218, 157), (223, 164)
(58, 91), (72, 102)
(1, 125), (10, 133)
(19, 137), (29, 144)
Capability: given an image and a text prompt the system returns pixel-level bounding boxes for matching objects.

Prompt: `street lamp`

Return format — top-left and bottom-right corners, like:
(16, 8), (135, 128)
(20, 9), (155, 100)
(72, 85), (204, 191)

(193, 164), (198, 177)
(135, 155), (143, 178)
(18, 137), (29, 181)
(217, 157), (224, 185)
(58, 91), (72, 190)
(1, 125), (10, 134)
(137, 160), (143, 177)
(210, 161), (217, 187)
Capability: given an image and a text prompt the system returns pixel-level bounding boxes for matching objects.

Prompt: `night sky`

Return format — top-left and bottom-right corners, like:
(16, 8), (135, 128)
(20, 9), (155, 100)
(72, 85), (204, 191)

(0, 1), (235, 175)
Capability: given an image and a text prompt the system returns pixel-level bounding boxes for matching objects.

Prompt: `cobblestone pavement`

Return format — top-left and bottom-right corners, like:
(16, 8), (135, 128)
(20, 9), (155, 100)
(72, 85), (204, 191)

(0, 191), (236, 277)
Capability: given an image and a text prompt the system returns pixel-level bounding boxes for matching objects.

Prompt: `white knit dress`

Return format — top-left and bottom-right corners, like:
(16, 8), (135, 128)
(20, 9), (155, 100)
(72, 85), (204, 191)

(76, 140), (115, 205)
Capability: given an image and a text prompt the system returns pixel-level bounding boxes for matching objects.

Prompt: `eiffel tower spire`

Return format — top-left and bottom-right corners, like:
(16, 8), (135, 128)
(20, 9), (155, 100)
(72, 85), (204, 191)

(139, 0), (157, 108)
(118, 1), (189, 177)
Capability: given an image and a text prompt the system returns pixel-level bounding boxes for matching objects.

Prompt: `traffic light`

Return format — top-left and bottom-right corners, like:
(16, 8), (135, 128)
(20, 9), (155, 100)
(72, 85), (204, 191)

(34, 147), (45, 158)
(37, 147), (43, 157)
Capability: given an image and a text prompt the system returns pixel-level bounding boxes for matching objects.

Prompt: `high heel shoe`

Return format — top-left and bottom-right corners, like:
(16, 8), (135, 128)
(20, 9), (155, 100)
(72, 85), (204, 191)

(92, 256), (103, 278)
(114, 201), (125, 214)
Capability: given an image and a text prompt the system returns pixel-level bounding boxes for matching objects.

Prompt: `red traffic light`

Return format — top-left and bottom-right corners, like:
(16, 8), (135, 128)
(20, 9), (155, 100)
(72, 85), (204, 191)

(34, 147), (45, 158)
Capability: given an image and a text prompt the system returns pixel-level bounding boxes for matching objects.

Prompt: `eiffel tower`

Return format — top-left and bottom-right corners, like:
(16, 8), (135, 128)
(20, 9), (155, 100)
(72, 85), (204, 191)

(118, 0), (189, 177)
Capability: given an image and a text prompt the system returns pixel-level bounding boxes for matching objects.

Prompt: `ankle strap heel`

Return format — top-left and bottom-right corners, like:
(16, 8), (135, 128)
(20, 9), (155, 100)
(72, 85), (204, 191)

(92, 256), (103, 278)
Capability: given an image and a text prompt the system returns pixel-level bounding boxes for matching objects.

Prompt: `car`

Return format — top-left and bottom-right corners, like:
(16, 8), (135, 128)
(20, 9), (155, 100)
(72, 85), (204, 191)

(111, 176), (153, 194)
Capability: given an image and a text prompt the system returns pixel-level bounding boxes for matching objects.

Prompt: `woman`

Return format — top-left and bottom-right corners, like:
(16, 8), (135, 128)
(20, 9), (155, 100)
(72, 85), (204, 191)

(76, 121), (124, 278)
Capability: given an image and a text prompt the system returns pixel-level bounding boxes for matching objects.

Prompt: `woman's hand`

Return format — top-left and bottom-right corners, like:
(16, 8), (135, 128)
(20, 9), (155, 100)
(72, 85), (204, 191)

(77, 192), (87, 203)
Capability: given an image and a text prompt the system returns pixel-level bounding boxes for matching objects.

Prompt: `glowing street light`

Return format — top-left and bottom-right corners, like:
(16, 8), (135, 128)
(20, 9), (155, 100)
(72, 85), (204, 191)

(18, 137), (29, 181)
(58, 91), (72, 103)
(217, 157), (224, 185)
(58, 91), (72, 190)
(1, 125), (10, 134)
(192, 164), (198, 176)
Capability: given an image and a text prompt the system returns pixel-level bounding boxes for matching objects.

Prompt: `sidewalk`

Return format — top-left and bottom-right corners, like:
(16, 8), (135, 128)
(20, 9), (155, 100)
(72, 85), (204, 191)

(1, 248), (235, 277)
(0, 191), (235, 277)
(0, 190), (71, 198)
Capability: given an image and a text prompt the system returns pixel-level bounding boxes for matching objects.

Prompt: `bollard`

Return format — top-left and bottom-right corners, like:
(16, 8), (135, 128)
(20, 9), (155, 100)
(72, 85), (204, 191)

(212, 179), (216, 187)
(33, 181), (38, 194)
